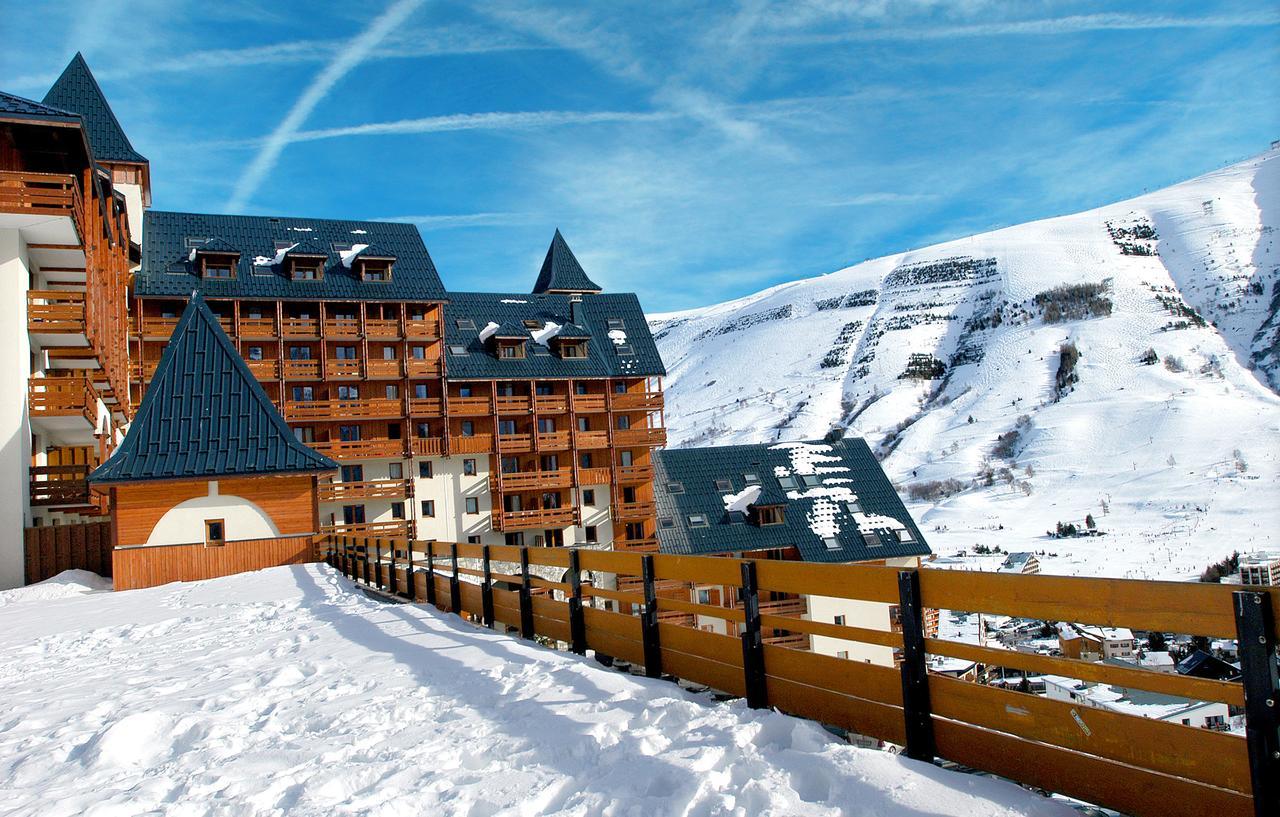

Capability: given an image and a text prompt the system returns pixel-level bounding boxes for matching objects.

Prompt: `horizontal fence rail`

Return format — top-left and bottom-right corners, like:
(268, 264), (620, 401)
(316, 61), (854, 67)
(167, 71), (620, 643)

(321, 535), (1278, 817)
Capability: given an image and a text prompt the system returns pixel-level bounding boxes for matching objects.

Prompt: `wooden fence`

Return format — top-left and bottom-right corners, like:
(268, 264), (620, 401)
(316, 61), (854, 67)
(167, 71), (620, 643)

(23, 522), (112, 584)
(114, 535), (318, 591)
(322, 536), (1280, 817)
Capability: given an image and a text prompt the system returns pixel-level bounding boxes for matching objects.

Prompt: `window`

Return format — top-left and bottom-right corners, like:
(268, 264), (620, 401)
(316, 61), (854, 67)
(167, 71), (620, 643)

(455, 318), (475, 330)
(288, 346), (312, 360)
(247, 346), (263, 361)
(615, 415), (631, 430)
(467, 535), (482, 544)
(659, 517), (675, 529)
(418, 461), (433, 479)
(846, 499), (862, 514)
(385, 385), (399, 400)
(335, 346), (357, 359)
(501, 456), (519, 474)
(342, 505), (366, 525)
(728, 511), (746, 524)
(460, 421), (475, 437)
(743, 473), (760, 484)
(576, 417), (590, 432)
(291, 386), (314, 401)
(584, 525), (599, 543)
(800, 474), (822, 487)
(388, 462), (403, 479)
(339, 425), (361, 442)
(205, 519), (226, 547)
(498, 342), (525, 359)
(292, 260), (323, 280)
(606, 318), (625, 330)
(390, 502), (405, 520)
(498, 420), (516, 435)
(614, 382), (627, 394)
(836, 651), (849, 660)
(448, 345), (468, 355)
(896, 529), (914, 543)
(615, 344), (634, 356)
(360, 261), (392, 281)
(823, 537), (840, 550)
(697, 589), (711, 605)
(204, 263), (234, 279)
(414, 383), (429, 398)
(666, 482), (684, 494)
(463, 459), (477, 476)
(383, 347), (397, 360)
(687, 514), (709, 528)
(293, 427), (314, 444)
(538, 418), (556, 433)
(619, 451), (633, 467)
(579, 453), (593, 468)
(496, 383), (515, 396)
(337, 385), (359, 400)
(714, 479), (732, 492)
(411, 346), (426, 359)
(504, 495), (523, 512)
(465, 497), (480, 514)
(582, 489), (596, 505)
(862, 531), (881, 547)
(777, 475), (797, 489)
(415, 422), (430, 438)
(561, 342), (587, 358)
(341, 464), (364, 482)
(834, 615), (846, 626)
(505, 532), (525, 547)
(575, 383), (588, 395)
(387, 423), (401, 439)
(756, 505), (785, 526)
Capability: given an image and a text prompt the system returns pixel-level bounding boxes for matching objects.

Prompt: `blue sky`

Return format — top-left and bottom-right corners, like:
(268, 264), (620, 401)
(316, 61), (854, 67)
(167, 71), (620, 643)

(2, 1), (1277, 312)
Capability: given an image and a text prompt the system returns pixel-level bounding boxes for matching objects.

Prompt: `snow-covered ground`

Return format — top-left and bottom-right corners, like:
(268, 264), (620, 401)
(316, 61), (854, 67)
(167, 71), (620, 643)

(652, 149), (1280, 581)
(0, 565), (1073, 817)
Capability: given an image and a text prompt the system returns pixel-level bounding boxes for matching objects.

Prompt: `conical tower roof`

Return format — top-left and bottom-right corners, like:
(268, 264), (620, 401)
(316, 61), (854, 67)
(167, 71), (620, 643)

(42, 52), (147, 163)
(532, 229), (602, 294)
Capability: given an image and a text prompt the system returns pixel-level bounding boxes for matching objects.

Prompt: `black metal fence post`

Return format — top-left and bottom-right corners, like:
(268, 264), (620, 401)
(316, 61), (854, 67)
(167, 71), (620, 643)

(449, 543), (462, 614)
(640, 554), (662, 678)
(425, 541), (437, 607)
(897, 569), (935, 763)
(568, 549), (587, 655)
(374, 539), (385, 591)
(481, 546), (495, 628)
(388, 539), (399, 597)
(739, 560), (768, 709)
(519, 548), (535, 639)
(1234, 590), (1280, 817)
(361, 540), (371, 586)
(341, 537), (352, 579)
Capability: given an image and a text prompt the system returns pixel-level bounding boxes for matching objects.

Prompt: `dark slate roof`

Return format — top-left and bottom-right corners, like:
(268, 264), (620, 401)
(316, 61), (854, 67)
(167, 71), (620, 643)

(652, 438), (930, 564)
(285, 236), (330, 257)
(90, 293), (338, 484)
(42, 53), (147, 164)
(351, 242), (396, 260)
(444, 291), (665, 379)
(532, 230), (602, 293)
(193, 236), (240, 255)
(555, 322), (593, 339)
(489, 321), (529, 339)
(138, 210), (447, 302)
(1177, 650), (1241, 681)
(0, 90), (81, 123)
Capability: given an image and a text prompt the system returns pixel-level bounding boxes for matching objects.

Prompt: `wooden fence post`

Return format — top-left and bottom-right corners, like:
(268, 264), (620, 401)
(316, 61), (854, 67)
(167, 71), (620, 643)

(1234, 590), (1280, 817)
(640, 554), (662, 678)
(344, 536), (354, 580)
(425, 541), (437, 607)
(519, 548), (535, 639)
(897, 569), (935, 763)
(568, 549), (586, 655)
(449, 543), (461, 614)
(739, 560), (768, 709)
(481, 545), (495, 628)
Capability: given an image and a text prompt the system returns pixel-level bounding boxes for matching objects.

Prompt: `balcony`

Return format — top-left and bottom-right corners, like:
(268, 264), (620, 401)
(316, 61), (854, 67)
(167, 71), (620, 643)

(365, 359), (402, 379)
(612, 391), (664, 412)
(282, 360), (322, 379)
(404, 319), (438, 339)
(493, 468), (573, 491)
(578, 466), (611, 486)
(573, 430), (610, 449)
(495, 395), (532, 414)
(536, 431), (571, 451)
(408, 397), (443, 417)
(615, 500), (656, 520)
(616, 537), (660, 553)
(237, 317), (277, 338)
(133, 360), (160, 380)
(406, 358), (442, 378)
(497, 433), (533, 453)
(29, 377), (98, 426)
(281, 317), (321, 337)
(409, 437), (445, 456)
(450, 435), (492, 454)
(320, 520), (413, 539)
(29, 464), (92, 506)
(284, 398), (402, 421)
(325, 359), (362, 379)
(245, 359), (279, 380)
(615, 464), (654, 483)
(572, 394), (607, 413)
(0, 171), (84, 241)
(324, 319), (361, 339)
(614, 427), (667, 447)
(493, 506), (577, 532)
(534, 395), (569, 414)
(27, 290), (85, 336)
(365, 319), (400, 338)
(318, 478), (410, 502)
(309, 439), (405, 460)
(138, 316), (178, 338)
(448, 395), (492, 416)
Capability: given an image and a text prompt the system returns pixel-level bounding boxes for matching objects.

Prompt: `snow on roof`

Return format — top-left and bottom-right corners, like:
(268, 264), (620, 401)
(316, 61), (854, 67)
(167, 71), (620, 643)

(1042, 674), (1222, 721)
(607, 328), (627, 345)
(722, 484), (763, 514)
(477, 321), (501, 342)
(1139, 651), (1174, 667)
(531, 321), (562, 345)
(769, 441), (841, 475)
(339, 243), (369, 267)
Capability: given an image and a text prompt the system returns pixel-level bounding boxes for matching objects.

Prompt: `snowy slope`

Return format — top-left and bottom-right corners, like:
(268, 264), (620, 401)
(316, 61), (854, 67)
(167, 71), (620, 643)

(0, 565), (1072, 817)
(652, 149), (1280, 580)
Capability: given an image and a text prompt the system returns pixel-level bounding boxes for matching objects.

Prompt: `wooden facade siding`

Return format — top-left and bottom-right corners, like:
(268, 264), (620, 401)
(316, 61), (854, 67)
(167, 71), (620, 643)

(111, 475), (317, 547)
(23, 522), (113, 584)
(113, 535), (317, 591)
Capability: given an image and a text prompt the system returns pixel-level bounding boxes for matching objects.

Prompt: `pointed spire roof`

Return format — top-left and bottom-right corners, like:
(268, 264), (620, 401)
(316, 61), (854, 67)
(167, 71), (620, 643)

(42, 53), (147, 164)
(90, 293), (337, 484)
(532, 229), (602, 294)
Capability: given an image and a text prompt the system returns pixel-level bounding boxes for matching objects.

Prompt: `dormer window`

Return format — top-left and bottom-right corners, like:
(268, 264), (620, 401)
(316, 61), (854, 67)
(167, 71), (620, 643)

(559, 340), (588, 359)
(193, 239), (240, 280)
(202, 260), (235, 279)
(358, 258), (393, 282)
(291, 258), (324, 281)
(752, 504), (785, 526)
(497, 340), (526, 359)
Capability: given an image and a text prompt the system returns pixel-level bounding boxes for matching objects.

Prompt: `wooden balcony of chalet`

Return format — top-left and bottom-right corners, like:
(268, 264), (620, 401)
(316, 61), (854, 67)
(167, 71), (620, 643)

(244, 359), (279, 380)
(534, 395), (569, 414)
(536, 431), (571, 451)
(492, 468), (573, 492)
(28, 376), (98, 426)
(364, 359), (402, 379)
(615, 536), (660, 552)
(282, 359), (322, 379)
(320, 520), (413, 539)
(405, 358), (442, 378)
(404, 318), (439, 340)
(283, 398), (402, 421)
(497, 433), (534, 454)
(449, 435), (492, 454)
(615, 464), (654, 483)
(495, 395), (532, 414)
(309, 438), (406, 460)
(492, 506), (577, 532)
(318, 478), (410, 503)
(137, 316), (178, 338)
(615, 500), (657, 520)
(578, 467), (613, 485)
(29, 463), (93, 507)
(409, 437), (445, 456)
(573, 429), (610, 449)
(237, 317), (277, 338)
(448, 395), (492, 416)
(0, 171), (84, 241)
(323, 319), (361, 339)
(612, 391), (663, 412)
(281, 317), (321, 338)
(324, 359), (362, 379)
(364, 318), (400, 338)
(571, 394), (607, 413)
(614, 426), (667, 447)
(407, 396), (444, 417)
(27, 290), (85, 335)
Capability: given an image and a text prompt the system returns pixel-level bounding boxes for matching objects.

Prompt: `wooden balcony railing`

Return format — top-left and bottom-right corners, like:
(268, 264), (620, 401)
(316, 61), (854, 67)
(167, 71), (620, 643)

(282, 360), (322, 379)
(281, 317), (321, 337)
(318, 479), (410, 502)
(324, 319), (361, 339)
(364, 359), (402, 379)
(409, 437), (445, 456)
(534, 395), (569, 414)
(497, 433), (534, 453)
(406, 358), (442, 377)
(29, 464), (92, 506)
(493, 468), (573, 492)
(0, 171), (84, 240)
(320, 520), (412, 539)
(28, 376), (98, 425)
(536, 431), (571, 451)
(612, 391), (664, 412)
(578, 467), (613, 485)
(614, 427), (667, 447)
(408, 397), (443, 417)
(615, 536), (660, 552)
(573, 430), (610, 449)
(365, 319), (400, 338)
(404, 319), (439, 339)
(615, 500), (656, 520)
(495, 395), (532, 414)
(450, 435), (492, 454)
(27, 290), (85, 334)
(245, 359), (279, 380)
(325, 359), (362, 379)
(493, 506), (577, 531)
(448, 396), (492, 416)
(138, 317), (178, 338)
(615, 464), (654, 483)
(237, 318), (277, 337)
(133, 360), (160, 380)
(572, 394), (608, 412)
(284, 398), (402, 421)
(309, 439), (405, 460)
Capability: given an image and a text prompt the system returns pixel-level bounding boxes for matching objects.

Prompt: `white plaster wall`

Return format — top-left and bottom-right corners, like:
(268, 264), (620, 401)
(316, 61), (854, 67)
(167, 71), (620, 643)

(569, 481), (612, 547)
(0, 230), (32, 588)
(145, 482), (280, 546)
(115, 183), (144, 240)
(808, 596), (896, 665)
(317, 457), (410, 530)
(412, 455), (496, 544)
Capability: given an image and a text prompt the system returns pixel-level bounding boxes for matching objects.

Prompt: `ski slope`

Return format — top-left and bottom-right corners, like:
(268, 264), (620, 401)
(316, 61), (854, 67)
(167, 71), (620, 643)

(0, 566), (1073, 817)
(652, 149), (1280, 580)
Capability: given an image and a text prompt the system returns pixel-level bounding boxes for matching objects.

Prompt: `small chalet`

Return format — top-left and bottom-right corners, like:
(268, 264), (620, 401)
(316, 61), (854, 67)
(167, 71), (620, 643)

(998, 552), (1040, 574)
(89, 293), (337, 589)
